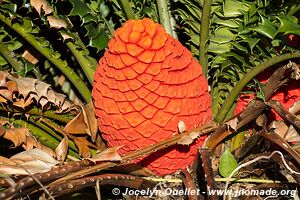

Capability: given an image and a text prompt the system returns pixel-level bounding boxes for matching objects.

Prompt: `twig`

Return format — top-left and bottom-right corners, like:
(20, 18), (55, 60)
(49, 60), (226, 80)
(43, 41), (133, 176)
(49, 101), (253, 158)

(0, 160), (93, 200)
(205, 63), (298, 149)
(46, 121), (217, 189)
(199, 148), (218, 200)
(48, 174), (156, 197)
(216, 52), (300, 123)
(223, 151), (300, 200)
(266, 100), (300, 130)
(24, 169), (55, 200)
(181, 169), (198, 200)
(258, 129), (300, 165)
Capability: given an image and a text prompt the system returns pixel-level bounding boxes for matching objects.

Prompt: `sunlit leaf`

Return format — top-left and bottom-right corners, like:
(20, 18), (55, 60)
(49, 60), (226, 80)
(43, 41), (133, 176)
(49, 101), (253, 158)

(223, 0), (248, 17)
(55, 137), (68, 161)
(30, 0), (53, 15)
(251, 17), (276, 39)
(219, 149), (238, 177)
(89, 147), (122, 162)
(0, 149), (58, 175)
(277, 16), (300, 36)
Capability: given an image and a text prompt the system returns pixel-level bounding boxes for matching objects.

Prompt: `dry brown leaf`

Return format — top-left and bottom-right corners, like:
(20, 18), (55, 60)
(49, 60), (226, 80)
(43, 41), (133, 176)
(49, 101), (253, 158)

(0, 89), (13, 101)
(0, 95), (7, 103)
(0, 155), (17, 165)
(13, 98), (33, 109)
(47, 16), (67, 29)
(225, 117), (238, 131)
(30, 0), (53, 15)
(269, 120), (289, 138)
(73, 137), (91, 158)
(0, 124), (5, 137)
(177, 134), (194, 145)
(0, 71), (73, 112)
(23, 135), (56, 157)
(89, 146), (122, 162)
(14, 77), (37, 99)
(35, 81), (51, 99)
(0, 71), (9, 87)
(256, 114), (267, 127)
(285, 126), (300, 143)
(0, 148), (58, 175)
(55, 137), (68, 161)
(177, 131), (199, 145)
(61, 32), (72, 41)
(22, 50), (39, 65)
(0, 117), (9, 126)
(82, 101), (98, 141)
(64, 111), (86, 134)
(3, 128), (28, 147)
(289, 99), (300, 115)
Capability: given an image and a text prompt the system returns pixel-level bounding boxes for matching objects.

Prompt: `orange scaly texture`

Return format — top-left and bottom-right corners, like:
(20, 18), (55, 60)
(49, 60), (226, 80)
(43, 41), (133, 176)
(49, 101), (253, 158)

(93, 18), (211, 176)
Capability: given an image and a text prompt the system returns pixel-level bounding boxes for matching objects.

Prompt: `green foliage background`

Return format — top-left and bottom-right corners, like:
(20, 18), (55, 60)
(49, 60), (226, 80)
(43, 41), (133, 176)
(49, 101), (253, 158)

(0, 0), (299, 158)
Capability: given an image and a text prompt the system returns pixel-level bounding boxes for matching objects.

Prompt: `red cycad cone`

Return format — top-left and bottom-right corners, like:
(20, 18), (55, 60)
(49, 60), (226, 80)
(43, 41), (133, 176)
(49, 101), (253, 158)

(93, 18), (211, 176)
(235, 69), (300, 121)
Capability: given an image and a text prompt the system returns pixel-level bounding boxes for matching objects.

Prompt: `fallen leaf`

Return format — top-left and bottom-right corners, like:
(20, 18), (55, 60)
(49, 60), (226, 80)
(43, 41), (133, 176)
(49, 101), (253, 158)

(0, 124), (5, 137)
(285, 126), (300, 143)
(30, 0), (53, 15)
(82, 101), (98, 141)
(61, 32), (72, 41)
(289, 99), (300, 115)
(47, 16), (67, 29)
(22, 50), (39, 65)
(14, 76), (37, 99)
(35, 81), (51, 100)
(0, 148), (58, 175)
(256, 114), (267, 127)
(13, 98), (33, 109)
(3, 128), (28, 147)
(73, 137), (91, 158)
(269, 120), (288, 138)
(89, 147), (122, 162)
(225, 117), (238, 131)
(0, 117), (9, 125)
(177, 131), (199, 145)
(64, 111), (86, 134)
(23, 135), (56, 157)
(55, 137), (68, 161)
(0, 71), (9, 87)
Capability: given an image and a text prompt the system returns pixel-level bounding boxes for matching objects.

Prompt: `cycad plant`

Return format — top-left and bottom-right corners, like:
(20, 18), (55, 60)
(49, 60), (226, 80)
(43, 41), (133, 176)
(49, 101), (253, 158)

(0, 0), (299, 199)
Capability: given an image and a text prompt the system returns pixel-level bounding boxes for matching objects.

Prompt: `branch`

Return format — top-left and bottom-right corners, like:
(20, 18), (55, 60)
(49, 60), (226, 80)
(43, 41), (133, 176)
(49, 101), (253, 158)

(215, 51), (300, 123)
(205, 63), (297, 149)
(46, 121), (217, 188)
